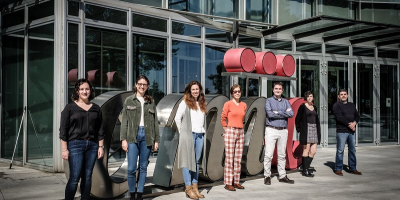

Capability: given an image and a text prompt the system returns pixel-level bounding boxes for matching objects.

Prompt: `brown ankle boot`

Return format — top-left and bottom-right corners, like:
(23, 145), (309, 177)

(192, 183), (205, 198)
(185, 185), (198, 199)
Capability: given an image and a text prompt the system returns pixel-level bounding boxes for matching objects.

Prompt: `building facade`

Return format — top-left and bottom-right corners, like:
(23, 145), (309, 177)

(1, 0), (399, 172)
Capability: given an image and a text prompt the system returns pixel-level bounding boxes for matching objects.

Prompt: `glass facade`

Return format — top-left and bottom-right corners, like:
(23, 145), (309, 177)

(0, 0), (399, 171)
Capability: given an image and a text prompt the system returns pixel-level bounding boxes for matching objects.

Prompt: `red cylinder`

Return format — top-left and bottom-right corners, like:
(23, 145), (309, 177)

(68, 68), (78, 85)
(224, 48), (256, 73)
(255, 51), (277, 75)
(86, 69), (107, 87)
(275, 54), (295, 77)
(105, 71), (124, 87)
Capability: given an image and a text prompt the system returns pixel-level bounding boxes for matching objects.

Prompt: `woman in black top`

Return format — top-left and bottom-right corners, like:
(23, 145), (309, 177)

(295, 91), (321, 177)
(60, 79), (104, 200)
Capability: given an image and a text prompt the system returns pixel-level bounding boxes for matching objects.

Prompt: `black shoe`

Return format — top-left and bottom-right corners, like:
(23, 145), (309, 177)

(302, 157), (314, 177)
(136, 192), (143, 200)
(278, 176), (294, 184)
(130, 192), (136, 200)
(264, 177), (271, 185)
(307, 157), (315, 174)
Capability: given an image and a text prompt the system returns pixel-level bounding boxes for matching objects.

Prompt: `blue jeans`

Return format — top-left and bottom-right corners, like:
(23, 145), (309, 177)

(127, 126), (151, 193)
(65, 139), (98, 200)
(182, 132), (204, 186)
(335, 132), (357, 171)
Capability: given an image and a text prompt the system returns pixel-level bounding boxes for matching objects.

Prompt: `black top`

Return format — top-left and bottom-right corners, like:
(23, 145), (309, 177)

(295, 103), (321, 145)
(332, 101), (360, 133)
(306, 107), (317, 124)
(59, 102), (104, 142)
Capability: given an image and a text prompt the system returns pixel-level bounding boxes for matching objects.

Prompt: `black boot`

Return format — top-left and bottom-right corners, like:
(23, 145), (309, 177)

(130, 192), (136, 200)
(136, 192), (143, 200)
(301, 157), (313, 177)
(308, 157), (315, 174)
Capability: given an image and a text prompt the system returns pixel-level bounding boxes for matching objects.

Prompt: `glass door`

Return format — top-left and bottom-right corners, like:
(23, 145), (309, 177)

(379, 64), (398, 143)
(297, 59), (320, 106)
(353, 62), (374, 144)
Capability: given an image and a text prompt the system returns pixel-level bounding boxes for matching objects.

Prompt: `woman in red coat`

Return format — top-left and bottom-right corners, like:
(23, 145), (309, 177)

(295, 91), (321, 177)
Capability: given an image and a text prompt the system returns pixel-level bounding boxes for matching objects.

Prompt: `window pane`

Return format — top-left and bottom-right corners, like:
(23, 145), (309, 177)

(318, 0), (354, 19)
(172, 22), (201, 38)
(239, 35), (261, 48)
(169, 0), (208, 14)
(28, 0), (54, 21)
(27, 24), (55, 166)
(29, 23), (54, 39)
(68, 0), (79, 16)
(214, 0), (237, 18)
(205, 28), (230, 43)
(353, 47), (374, 57)
(1, 36), (24, 160)
(85, 28), (127, 96)
(378, 49), (398, 59)
(85, 4), (127, 25)
(205, 46), (229, 94)
(326, 45), (349, 55)
(133, 35), (167, 104)
(279, 0), (313, 25)
(119, 0), (162, 7)
(68, 24), (79, 103)
(361, 3), (400, 25)
(265, 39), (292, 51)
(246, 0), (270, 23)
(172, 41), (201, 93)
(2, 9), (24, 28)
(132, 14), (167, 32)
(296, 42), (321, 53)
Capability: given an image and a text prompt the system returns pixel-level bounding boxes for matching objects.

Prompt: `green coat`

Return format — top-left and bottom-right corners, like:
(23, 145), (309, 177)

(120, 93), (160, 146)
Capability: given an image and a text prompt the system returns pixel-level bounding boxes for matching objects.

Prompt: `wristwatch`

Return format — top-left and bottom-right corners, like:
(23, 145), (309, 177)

(99, 146), (104, 149)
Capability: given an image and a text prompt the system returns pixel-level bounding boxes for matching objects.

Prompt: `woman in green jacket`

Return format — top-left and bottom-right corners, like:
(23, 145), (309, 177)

(120, 75), (160, 200)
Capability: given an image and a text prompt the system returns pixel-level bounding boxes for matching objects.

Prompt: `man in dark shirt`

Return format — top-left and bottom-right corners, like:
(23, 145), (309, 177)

(332, 89), (362, 176)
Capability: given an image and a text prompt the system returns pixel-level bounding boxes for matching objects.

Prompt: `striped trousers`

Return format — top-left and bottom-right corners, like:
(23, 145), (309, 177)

(224, 127), (244, 185)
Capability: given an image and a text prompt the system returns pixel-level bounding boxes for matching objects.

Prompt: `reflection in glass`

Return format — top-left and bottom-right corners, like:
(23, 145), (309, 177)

(326, 45), (349, 55)
(361, 3), (400, 25)
(378, 49), (398, 59)
(318, 0), (354, 19)
(28, 0), (54, 21)
(353, 47), (374, 57)
(172, 41), (201, 93)
(85, 27), (127, 96)
(132, 14), (167, 32)
(85, 4), (127, 25)
(29, 23), (54, 39)
(68, 1), (79, 16)
(172, 22), (201, 38)
(380, 65), (398, 142)
(355, 63), (374, 143)
(298, 60), (319, 106)
(168, 0), (238, 18)
(205, 28), (230, 43)
(239, 35), (261, 48)
(1, 36), (24, 160)
(27, 24), (54, 166)
(296, 42), (321, 53)
(265, 39), (292, 51)
(68, 24), (79, 103)
(246, 0), (270, 23)
(278, 0), (313, 25)
(2, 9), (24, 28)
(120, 0), (162, 7)
(327, 61), (348, 145)
(205, 46), (228, 94)
(133, 35), (167, 104)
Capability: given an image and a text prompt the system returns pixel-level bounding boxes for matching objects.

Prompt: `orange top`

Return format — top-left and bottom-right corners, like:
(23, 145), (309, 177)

(221, 100), (247, 128)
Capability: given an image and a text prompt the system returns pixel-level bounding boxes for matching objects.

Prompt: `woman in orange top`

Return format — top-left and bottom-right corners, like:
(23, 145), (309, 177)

(221, 84), (247, 191)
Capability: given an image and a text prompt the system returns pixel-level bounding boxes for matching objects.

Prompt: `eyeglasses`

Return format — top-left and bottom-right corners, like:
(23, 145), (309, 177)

(137, 83), (148, 87)
(232, 90), (241, 94)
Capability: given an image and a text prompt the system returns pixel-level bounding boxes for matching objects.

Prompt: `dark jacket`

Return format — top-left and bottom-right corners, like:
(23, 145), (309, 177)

(120, 93), (160, 146)
(332, 101), (360, 133)
(295, 103), (321, 145)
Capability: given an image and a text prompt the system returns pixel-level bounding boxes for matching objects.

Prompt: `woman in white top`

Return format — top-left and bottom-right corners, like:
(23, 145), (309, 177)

(175, 81), (207, 199)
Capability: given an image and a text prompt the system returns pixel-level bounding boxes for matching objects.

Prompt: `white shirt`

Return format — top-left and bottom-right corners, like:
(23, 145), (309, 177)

(137, 96), (145, 126)
(175, 101), (205, 133)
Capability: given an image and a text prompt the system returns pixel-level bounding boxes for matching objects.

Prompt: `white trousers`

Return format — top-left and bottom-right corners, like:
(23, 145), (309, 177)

(263, 127), (288, 179)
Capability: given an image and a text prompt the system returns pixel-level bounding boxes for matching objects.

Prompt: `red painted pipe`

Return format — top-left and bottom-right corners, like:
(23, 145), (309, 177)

(255, 51), (277, 75)
(275, 54), (295, 77)
(68, 68), (78, 85)
(271, 97), (305, 169)
(224, 48), (256, 73)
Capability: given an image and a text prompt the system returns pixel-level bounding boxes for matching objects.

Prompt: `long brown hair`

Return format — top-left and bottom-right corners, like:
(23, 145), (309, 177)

(133, 75), (153, 103)
(71, 79), (95, 101)
(183, 81), (206, 113)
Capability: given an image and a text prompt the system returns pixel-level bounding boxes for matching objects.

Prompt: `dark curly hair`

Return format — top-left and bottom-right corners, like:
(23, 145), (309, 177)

(71, 79), (95, 101)
(183, 81), (207, 113)
(133, 75), (153, 104)
(303, 90), (313, 101)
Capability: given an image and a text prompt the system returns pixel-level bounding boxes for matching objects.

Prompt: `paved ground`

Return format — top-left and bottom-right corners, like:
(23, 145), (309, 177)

(0, 145), (399, 200)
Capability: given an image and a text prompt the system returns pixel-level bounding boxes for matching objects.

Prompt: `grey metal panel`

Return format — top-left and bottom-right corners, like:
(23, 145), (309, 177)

(63, 91), (132, 198)
(241, 96), (266, 175)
